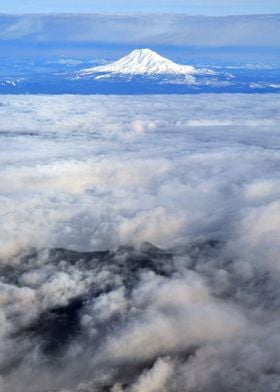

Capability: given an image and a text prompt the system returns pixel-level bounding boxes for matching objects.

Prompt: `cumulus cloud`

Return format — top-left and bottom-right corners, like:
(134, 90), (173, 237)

(1, 94), (279, 256)
(0, 94), (280, 391)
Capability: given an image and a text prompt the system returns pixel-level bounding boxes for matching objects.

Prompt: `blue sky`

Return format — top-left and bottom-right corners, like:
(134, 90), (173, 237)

(0, 0), (279, 15)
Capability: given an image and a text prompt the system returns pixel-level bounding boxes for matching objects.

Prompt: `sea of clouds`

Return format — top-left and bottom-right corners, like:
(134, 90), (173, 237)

(0, 94), (280, 391)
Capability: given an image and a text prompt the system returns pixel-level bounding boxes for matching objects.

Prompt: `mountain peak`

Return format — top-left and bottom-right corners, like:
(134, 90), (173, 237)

(127, 48), (163, 59)
(130, 48), (156, 55)
(79, 48), (198, 78)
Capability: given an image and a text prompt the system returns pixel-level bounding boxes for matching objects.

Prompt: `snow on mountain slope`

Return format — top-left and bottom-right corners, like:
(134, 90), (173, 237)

(78, 49), (215, 82)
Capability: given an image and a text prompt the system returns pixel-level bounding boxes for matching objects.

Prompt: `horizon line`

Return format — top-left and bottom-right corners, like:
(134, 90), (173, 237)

(0, 12), (279, 17)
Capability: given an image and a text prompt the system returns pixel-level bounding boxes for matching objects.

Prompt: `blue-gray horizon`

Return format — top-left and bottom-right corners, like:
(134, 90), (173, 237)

(0, 13), (279, 65)
(1, 0), (279, 15)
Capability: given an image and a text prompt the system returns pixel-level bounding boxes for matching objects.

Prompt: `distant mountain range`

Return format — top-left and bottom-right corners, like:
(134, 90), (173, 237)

(0, 49), (279, 94)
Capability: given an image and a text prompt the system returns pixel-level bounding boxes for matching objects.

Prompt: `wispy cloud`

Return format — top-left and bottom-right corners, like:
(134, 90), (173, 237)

(0, 14), (279, 47)
(0, 15), (42, 39)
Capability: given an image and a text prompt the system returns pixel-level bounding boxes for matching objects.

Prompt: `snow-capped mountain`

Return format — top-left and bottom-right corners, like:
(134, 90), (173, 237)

(2, 50), (278, 94)
(77, 49), (215, 82)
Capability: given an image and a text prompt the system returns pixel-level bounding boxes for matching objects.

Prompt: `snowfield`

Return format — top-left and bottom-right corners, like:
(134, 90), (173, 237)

(78, 48), (216, 82)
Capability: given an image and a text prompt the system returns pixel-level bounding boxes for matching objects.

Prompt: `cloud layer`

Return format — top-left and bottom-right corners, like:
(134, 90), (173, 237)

(1, 14), (279, 64)
(1, 14), (280, 47)
(0, 94), (280, 391)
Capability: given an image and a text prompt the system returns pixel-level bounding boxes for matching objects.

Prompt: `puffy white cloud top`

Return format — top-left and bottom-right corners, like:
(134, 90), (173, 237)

(1, 94), (279, 258)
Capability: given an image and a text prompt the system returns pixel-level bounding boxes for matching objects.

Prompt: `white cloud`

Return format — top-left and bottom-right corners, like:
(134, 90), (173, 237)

(0, 93), (280, 391)
(1, 94), (279, 256)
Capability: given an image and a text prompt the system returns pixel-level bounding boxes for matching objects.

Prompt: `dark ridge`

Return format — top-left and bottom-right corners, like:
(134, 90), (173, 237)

(7, 243), (175, 356)
(47, 243), (175, 281)
(48, 248), (111, 265)
(173, 238), (224, 255)
(4, 241), (225, 363)
(22, 297), (84, 356)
